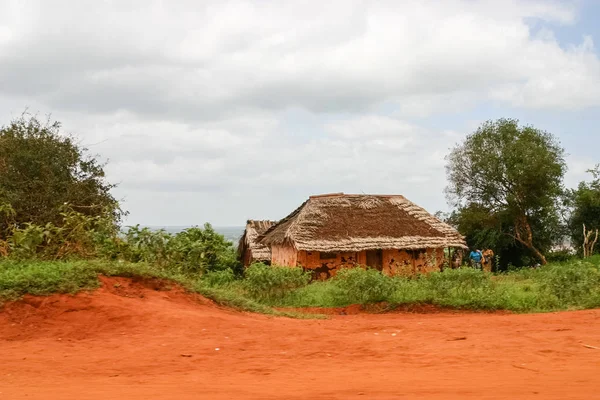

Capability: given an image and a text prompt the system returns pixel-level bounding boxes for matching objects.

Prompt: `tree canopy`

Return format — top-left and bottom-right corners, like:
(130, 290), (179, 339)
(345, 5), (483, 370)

(445, 118), (567, 265)
(567, 166), (600, 254)
(0, 114), (123, 238)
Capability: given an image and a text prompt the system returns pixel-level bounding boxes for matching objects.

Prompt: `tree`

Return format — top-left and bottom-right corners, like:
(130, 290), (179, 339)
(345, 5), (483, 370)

(445, 119), (567, 265)
(568, 165), (600, 255)
(0, 113), (124, 237)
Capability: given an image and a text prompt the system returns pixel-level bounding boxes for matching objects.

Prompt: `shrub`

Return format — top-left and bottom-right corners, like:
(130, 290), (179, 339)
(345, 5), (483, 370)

(424, 268), (498, 309)
(244, 263), (311, 301)
(275, 280), (348, 307)
(332, 267), (395, 304)
(6, 205), (119, 261)
(425, 267), (490, 295)
(546, 249), (577, 264)
(538, 261), (600, 306)
(119, 223), (240, 274)
(202, 268), (237, 287)
(167, 224), (239, 274)
(0, 260), (99, 300)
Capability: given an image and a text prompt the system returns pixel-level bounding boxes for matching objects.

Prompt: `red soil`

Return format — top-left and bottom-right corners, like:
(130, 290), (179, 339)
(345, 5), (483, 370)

(1, 276), (600, 400)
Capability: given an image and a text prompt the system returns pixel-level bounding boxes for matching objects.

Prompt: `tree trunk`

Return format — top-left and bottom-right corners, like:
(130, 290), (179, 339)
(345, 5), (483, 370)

(583, 224), (599, 258)
(513, 216), (547, 265)
(529, 246), (547, 265)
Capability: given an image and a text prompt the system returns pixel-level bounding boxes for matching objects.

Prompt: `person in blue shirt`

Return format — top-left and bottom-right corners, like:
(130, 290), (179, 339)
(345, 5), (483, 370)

(469, 249), (483, 269)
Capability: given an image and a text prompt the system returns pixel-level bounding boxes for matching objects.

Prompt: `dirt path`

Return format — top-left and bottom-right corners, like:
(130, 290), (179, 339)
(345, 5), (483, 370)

(1, 276), (600, 399)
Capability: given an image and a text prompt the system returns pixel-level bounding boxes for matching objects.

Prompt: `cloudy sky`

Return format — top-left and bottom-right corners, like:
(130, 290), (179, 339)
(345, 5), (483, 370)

(1, 0), (599, 227)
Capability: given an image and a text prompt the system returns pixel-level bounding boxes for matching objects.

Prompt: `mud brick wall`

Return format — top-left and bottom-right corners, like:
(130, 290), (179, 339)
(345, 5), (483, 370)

(292, 248), (446, 279)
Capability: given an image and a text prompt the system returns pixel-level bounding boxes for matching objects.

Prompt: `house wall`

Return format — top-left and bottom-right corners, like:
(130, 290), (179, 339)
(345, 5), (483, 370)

(381, 249), (414, 276)
(297, 250), (360, 279)
(382, 248), (445, 276)
(271, 245), (298, 267)
(292, 248), (447, 279)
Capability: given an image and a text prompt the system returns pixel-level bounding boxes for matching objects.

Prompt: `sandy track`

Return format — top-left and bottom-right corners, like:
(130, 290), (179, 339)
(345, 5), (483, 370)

(1, 276), (599, 399)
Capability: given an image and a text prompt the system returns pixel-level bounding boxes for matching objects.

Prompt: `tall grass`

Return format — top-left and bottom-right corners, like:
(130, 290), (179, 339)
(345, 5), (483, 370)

(1, 257), (600, 315)
(259, 258), (600, 312)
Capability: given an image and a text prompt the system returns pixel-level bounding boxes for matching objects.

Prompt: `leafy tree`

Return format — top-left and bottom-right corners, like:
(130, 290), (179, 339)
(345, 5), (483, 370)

(0, 113), (123, 237)
(168, 223), (240, 274)
(446, 118), (567, 265)
(120, 223), (240, 274)
(568, 165), (600, 254)
(448, 204), (548, 269)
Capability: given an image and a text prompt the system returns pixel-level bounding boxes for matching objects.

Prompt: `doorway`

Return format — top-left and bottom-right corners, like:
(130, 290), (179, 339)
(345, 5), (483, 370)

(366, 249), (383, 270)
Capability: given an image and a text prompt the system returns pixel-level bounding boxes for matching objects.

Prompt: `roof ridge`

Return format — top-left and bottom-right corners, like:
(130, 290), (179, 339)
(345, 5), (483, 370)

(258, 193), (467, 250)
(309, 193), (406, 197)
(256, 199), (309, 244)
(309, 192), (344, 199)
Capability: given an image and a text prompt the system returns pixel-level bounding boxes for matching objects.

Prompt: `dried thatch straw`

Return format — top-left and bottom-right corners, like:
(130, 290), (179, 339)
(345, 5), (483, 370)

(238, 220), (277, 262)
(259, 194), (467, 252)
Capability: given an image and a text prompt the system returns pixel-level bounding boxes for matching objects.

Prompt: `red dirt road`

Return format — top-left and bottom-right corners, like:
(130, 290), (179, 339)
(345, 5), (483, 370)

(1, 277), (600, 400)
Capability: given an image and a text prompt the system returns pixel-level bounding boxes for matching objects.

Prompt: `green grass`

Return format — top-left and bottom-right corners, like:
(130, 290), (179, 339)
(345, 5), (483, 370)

(255, 257), (600, 313)
(1, 256), (600, 316)
(0, 260), (100, 300)
(0, 259), (324, 318)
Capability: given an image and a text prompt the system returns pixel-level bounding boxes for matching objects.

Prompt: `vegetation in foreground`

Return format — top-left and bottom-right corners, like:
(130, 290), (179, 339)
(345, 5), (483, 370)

(2, 257), (600, 316)
(2, 113), (600, 317)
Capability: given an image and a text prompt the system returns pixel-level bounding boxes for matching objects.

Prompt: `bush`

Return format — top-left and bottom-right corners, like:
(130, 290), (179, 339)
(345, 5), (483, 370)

(538, 261), (600, 306)
(332, 267), (394, 304)
(0, 260), (99, 300)
(275, 280), (348, 307)
(119, 223), (240, 274)
(167, 224), (239, 274)
(545, 249), (577, 264)
(425, 268), (490, 295)
(0, 114), (123, 238)
(244, 263), (311, 301)
(202, 268), (237, 287)
(423, 268), (499, 309)
(6, 205), (120, 261)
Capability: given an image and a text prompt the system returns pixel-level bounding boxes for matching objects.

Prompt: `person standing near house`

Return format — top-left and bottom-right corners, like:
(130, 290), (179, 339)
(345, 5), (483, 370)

(469, 249), (483, 270)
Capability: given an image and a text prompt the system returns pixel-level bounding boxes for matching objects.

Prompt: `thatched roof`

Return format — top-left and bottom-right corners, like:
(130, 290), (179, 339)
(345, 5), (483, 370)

(259, 193), (467, 252)
(238, 219), (277, 261)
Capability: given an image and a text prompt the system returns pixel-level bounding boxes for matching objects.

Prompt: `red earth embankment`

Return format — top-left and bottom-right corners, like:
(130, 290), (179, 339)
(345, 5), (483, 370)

(1, 276), (600, 399)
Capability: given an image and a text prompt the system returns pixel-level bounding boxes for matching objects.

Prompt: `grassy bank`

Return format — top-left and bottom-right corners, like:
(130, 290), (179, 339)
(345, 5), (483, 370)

(1, 257), (600, 315)
(0, 260), (313, 318)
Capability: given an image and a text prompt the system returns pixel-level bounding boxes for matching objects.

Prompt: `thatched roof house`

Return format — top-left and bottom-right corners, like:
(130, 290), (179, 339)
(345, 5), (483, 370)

(238, 220), (277, 266)
(259, 193), (466, 278)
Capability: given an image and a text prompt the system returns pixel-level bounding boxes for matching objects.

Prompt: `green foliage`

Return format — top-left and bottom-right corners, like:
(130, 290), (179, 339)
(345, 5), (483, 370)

(1, 214), (239, 275)
(425, 268), (491, 296)
(567, 165), (600, 254)
(332, 267), (395, 304)
(8, 206), (115, 259)
(0, 260), (99, 300)
(447, 204), (534, 269)
(167, 224), (239, 274)
(121, 225), (172, 264)
(538, 261), (600, 306)
(277, 281), (346, 307)
(6, 205), (118, 260)
(545, 249), (576, 264)
(2, 259), (600, 316)
(422, 268), (499, 309)
(244, 263), (311, 301)
(201, 268), (237, 287)
(118, 223), (240, 274)
(446, 118), (567, 265)
(0, 113), (124, 238)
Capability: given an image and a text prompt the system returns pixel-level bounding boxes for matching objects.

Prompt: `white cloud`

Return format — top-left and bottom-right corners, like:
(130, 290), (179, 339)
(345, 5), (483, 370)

(1, 0), (598, 117)
(0, 0), (599, 225)
(489, 36), (600, 108)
